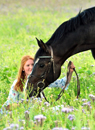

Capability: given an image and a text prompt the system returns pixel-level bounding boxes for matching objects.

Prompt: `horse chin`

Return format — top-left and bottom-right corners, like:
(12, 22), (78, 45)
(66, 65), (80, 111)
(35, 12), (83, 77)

(27, 82), (43, 98)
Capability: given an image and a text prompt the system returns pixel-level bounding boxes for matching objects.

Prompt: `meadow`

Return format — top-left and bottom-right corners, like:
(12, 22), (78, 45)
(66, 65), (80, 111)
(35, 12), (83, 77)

(0, 0), (95, 129)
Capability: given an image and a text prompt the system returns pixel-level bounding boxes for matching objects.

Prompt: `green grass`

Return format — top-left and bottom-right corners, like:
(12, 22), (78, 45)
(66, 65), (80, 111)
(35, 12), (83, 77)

(0, 0), (95, 129)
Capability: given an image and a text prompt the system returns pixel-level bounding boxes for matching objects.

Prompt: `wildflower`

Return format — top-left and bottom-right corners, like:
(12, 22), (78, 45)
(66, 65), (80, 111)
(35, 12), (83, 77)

(33, 97), (38, 101)
(89, 94), (95, 101)
(19, 119), (25, 127)
(20, 126), (24, 130)
(44, 102), (50, 107)
(34, 121), (37, 124)
(68, 114), (75, 121)
(52, 105), (64, 111)
(74, 99), (78, 101)
(82, 99), (88, 102)
(10, 123), (15, 129)
(9, 111), (12, 118)
(21, 99), (24, 103)
(41, 107), (45, 111)
(52, 127), (68, 130)
(62, 66), (65, 69)
(82, 101), (91, 106)
(62, 107), (73, 113)
(30, 96), (34, 100)
(91, 65), (94, 67)
(34, 114), (46, 121)
(10, 123), (19, 129)
(82, 101), (92, 111)
(3, 127), (11, 130)
(34, 114), (46, 126)
(26, 99), (29, 103)
(72, 127), (76, 130)
(17, 101), (19, 104)
(81, 126), (90, 130)
(63, 73), (65, 76)
(82, 108), (86, 114)
(24, 110), (29, 120)
(73, 76), (76, 79)
(54, 120), (62, 127)
(37, 99), (42, 105)
(92, 72), (95, 75)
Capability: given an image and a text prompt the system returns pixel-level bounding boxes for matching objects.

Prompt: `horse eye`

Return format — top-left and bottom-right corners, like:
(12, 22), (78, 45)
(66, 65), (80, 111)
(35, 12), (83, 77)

(39, 64), (45, 68)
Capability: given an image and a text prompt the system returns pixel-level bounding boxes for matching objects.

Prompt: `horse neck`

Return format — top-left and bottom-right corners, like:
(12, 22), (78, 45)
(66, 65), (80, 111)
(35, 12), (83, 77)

(51, 22), (95, 65)
(51, 44), (72, 66)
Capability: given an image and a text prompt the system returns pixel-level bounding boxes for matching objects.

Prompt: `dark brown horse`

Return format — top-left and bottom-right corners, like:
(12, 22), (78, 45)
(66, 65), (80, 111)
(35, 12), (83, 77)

(26, 7), (95, 98)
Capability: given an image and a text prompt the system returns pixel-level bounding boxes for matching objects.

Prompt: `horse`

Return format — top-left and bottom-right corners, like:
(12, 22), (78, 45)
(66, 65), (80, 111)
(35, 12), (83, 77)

(26, 6), (95, 99)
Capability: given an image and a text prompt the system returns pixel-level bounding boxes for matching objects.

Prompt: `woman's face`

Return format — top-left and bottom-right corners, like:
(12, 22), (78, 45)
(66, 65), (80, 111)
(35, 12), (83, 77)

(23, 59), (34, 78)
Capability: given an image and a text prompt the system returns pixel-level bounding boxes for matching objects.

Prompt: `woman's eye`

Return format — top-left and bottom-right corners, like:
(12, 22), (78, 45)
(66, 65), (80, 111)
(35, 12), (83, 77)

(39, 64), (45, 68)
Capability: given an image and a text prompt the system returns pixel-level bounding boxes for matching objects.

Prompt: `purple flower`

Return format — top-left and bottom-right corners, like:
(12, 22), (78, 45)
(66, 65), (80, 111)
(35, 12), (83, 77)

(8, 111), (12, 118)
(91, 65), (94, 67)
(81, 127), (90, 130)
(20, 126), (24, 130)
(3, 127), (11, 130)
(10, 123), (15, 128)
(21, 99), (24, 103)
(82, 101), (92, 111)
(24, 110), (29, 114)
(89, 94), (95, 100)
(10, 123), (19, 129)
(26, 99), (29, 102)
(82, 99), (88, 102)
(34, 114), (46, 126)
(17, 100), (19, 104)
(72, 127), (76, 130)
(44, 102), (50, 107)
(34, 114), (46, 121)
(41, 107), (45, 111)
(52, 127), (68, 130)
(24, 110), (29, 120)
(68, 114), (75, 121)
(82, 101), (91, 107)
(82, 108), (86, 114)
(62, 107), (73, 113)
(92, 72), (95, 75)
(19, 119), (25, 126)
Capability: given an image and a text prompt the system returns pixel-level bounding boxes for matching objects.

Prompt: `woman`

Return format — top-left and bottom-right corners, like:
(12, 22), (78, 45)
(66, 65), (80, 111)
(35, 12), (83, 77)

(0, 55), (75, 114)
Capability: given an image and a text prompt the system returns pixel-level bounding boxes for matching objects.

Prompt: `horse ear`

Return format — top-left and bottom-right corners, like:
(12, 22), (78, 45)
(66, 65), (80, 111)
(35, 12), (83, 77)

(40, 39), (49, 52)
(36, 37), (48, 52)
(36, 38), (41, 47)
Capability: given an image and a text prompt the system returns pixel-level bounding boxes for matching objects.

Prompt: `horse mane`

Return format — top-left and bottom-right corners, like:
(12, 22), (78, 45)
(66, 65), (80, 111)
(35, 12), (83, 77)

(46, 6), (95, 45)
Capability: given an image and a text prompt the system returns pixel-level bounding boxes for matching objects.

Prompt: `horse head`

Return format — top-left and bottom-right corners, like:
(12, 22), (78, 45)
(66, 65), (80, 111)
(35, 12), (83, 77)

(26, 38), (61, 98)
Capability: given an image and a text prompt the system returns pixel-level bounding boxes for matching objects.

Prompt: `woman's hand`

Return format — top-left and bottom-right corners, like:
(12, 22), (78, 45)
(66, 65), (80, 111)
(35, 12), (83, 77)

(68, 61), (75, 72)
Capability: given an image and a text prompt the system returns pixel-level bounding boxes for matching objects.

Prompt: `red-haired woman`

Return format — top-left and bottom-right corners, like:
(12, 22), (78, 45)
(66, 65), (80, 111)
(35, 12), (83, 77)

(1, 55), (34, 113)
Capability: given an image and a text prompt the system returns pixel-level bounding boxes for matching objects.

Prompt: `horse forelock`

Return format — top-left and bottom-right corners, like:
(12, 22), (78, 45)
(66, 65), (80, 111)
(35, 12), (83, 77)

(34, 46), (50, 61)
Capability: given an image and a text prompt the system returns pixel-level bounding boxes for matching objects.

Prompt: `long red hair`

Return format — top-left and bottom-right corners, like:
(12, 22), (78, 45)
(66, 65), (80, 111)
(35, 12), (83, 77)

(14, 55), (34, 92)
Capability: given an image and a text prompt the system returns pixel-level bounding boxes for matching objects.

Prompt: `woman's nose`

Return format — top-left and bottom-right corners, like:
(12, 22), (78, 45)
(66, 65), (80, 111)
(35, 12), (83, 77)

(30, 65), (33, 69)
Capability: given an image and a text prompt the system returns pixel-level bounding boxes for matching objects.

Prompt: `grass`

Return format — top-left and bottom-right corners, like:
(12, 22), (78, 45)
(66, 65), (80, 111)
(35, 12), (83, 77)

(0, 0), (95, 129)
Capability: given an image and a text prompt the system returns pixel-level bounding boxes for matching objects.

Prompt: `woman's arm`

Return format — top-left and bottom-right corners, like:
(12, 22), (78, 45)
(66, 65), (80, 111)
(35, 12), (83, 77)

(48, 61), (75, 90)
(1, 80), (20, 111)
(48, 77), (69, 90)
